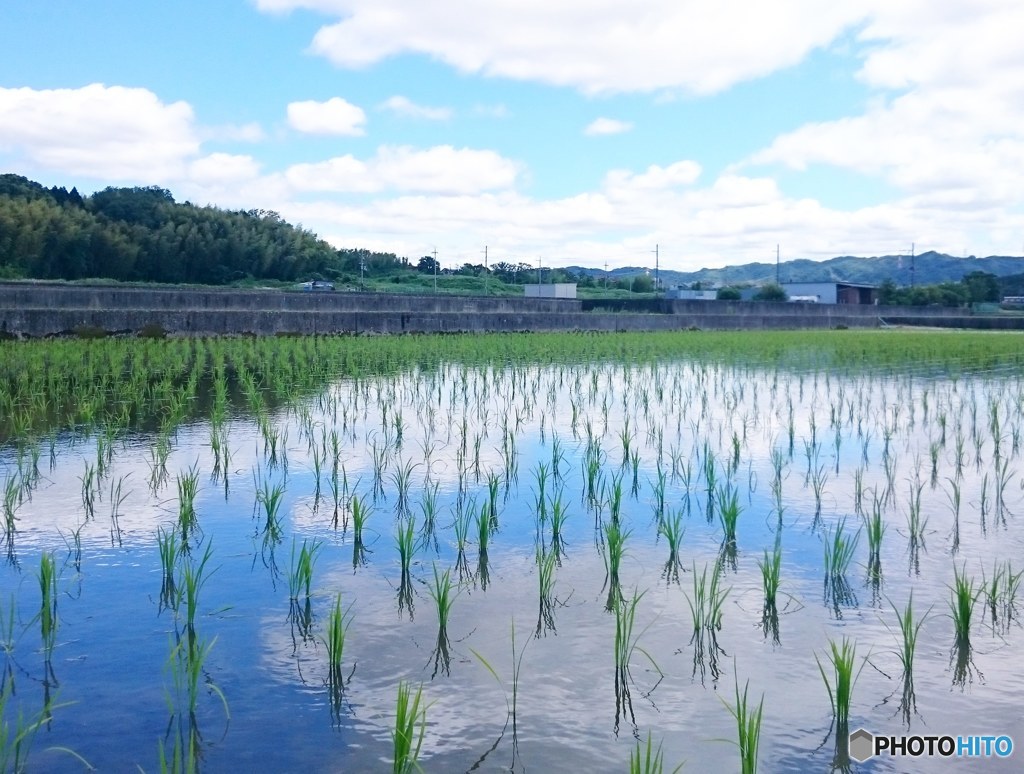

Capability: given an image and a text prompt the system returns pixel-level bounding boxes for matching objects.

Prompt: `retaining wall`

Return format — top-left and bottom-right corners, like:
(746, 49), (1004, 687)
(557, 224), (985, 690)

(0, 282), (1018, 337)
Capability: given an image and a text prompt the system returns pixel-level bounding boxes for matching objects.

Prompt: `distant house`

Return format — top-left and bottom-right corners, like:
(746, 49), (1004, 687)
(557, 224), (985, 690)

(524, 283), (577, 299)
(781, 282), (878, 305)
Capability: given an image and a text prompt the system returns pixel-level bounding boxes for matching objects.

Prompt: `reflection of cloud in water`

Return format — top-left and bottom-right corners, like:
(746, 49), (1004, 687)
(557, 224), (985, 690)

(2, 358), (1024, 769)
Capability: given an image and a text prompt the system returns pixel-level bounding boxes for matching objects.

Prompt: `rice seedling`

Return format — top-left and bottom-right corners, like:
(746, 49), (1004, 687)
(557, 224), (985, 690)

(392, 681), (427, 774)
(452, 498), (472, 579)
(157, 527), (181, 612)
(418, 482), (440, 553)
(810, 464), (828, 519)
(545, 432), (564, 481)
(37, 551), (59, 657)
(179, 542), (215, 637)
(78, 461), (97, 521)
(536, 545), (557, 636)
(905, 478), (928, 546)
(427, 564), (457, 677)
(883, 593), (930, 725)
(475, 503), (491, 590)
(486, 470), (501, 527)
(107, 473), (130, 547)
(323, 592), (354, 718)
(613, 589), (662, 735)
(949, 563), (980, 645)
(716, 484), (741, 547)
(254, 474), (286, 546)
(549, 489), (569, 558)
(651, 464), (666, 518)
(719, 672), (764, 774)
(659, 507), (685, 584)
(628, 731), (678, 774)
(287, 537), (323, 601)
(816, 637), (864, 740)
(390, 458), (419, 516)
(605, 470), (624, 525)
(686, 561), (729, 682)
(863, 491), (885, 583)
(757, 543), (782, 614)
(176, 463), (201, 542)
(395, 515), (417, 615)
(602, 521), (629, 611)
(630, 449), (643, 497)
(823, 517), (859, 612)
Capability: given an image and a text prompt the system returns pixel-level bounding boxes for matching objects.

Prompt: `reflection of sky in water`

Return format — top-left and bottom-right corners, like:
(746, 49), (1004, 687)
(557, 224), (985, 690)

(1, 359), (1023, 771)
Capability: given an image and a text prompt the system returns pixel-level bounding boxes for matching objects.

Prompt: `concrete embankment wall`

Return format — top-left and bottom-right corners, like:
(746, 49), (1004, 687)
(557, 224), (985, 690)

(0, 283), (1018, 337)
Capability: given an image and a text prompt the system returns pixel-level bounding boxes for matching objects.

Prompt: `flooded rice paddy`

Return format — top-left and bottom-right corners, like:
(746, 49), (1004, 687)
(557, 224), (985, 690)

(1, 331), (1023, 772)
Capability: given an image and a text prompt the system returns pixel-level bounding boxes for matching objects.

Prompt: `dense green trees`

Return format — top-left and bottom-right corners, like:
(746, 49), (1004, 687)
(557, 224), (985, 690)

(0, 174), (397, 285)
(753, 282), (788, 302)
(877, 271), (1003, 307)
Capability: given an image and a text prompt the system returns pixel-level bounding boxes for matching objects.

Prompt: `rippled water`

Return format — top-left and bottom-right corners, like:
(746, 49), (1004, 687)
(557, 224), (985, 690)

(2, 352), (1023, 772)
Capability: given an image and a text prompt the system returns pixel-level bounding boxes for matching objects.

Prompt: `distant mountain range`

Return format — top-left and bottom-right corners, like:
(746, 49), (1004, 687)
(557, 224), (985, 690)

(567, 252), (1024, 288)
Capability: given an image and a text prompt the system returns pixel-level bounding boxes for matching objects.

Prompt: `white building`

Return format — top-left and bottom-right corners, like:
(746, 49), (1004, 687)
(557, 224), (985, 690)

(524, 283), (577, 299)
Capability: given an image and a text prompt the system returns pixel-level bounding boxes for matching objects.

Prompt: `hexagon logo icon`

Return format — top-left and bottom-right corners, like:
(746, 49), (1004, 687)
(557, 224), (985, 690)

(849, 728), (875, 763)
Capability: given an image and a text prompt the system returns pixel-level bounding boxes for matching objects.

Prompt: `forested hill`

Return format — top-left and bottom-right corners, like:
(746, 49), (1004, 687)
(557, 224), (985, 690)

(0, 174), (401, 284)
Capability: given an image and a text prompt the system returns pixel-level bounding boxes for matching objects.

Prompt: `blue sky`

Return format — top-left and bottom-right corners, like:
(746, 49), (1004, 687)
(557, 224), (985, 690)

(2, 1), (1022, 271)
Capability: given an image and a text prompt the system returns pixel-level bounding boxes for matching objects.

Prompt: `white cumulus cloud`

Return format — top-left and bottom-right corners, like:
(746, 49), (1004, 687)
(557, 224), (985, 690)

(379, 95), (452, 120)
(255, 0), (866, 95)
(584, 118), (633, 136)
(287, 97), (366, 135)
(285, 145), (519, 195)
(0, 83), (199, 179)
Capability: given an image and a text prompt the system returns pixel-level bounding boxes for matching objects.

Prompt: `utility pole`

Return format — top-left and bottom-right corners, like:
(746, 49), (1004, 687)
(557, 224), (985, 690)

(652, 244), (660, 293)
(360, 256), (365, 291)
(433, 248), (438, 294)
(604, 261), (608, 289)
(910, 242), (915, 288)
(537, 256), (542, 285)
(483, 245), (488, 296)
(776, 244), (780, 285)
